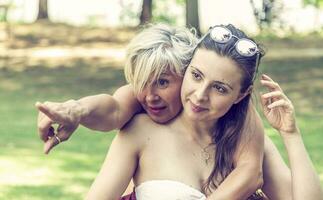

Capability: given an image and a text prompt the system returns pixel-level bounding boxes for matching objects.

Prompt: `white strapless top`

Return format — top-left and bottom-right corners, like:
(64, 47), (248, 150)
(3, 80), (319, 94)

(135, 180), (207, 200)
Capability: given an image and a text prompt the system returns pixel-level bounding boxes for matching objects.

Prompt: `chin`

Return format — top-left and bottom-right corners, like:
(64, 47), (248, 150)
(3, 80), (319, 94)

(149, 115), (167, 124)
(186, 111), (201, 120)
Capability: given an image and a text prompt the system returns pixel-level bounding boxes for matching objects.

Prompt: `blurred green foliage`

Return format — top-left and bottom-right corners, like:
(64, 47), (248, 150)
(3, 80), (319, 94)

(303, 0), (323, 7)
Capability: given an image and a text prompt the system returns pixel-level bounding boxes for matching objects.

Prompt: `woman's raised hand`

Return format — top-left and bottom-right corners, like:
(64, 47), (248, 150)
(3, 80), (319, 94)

(260, 74), (298, 136)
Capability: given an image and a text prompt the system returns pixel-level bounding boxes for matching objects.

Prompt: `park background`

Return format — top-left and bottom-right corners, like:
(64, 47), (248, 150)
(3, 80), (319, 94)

(0, 0), (322, 199)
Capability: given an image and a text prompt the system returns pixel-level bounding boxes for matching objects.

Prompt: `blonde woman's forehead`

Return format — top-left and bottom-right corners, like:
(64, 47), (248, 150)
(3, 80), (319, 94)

(146, 69), (181, 83)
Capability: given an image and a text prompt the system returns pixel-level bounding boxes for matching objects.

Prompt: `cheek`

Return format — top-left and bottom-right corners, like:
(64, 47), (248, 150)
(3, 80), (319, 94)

(136, 92), (145, 104)
(164, 87), (182, 108)
(210, 96), (236, 113)
(170, 95), (182, 109)
(180, 76), (191, 98)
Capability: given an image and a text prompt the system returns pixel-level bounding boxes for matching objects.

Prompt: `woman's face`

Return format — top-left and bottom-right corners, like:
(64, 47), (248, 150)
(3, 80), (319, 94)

(181, 48), (248, 123)
(136, 71), (183, 123)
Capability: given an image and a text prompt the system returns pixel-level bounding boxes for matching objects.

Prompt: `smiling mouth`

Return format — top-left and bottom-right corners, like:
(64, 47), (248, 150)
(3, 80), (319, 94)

(189, 101), (207, 113)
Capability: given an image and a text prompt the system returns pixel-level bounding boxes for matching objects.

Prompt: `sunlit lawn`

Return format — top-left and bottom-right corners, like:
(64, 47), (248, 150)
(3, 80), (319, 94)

(0, 64), (126, 200)
(0, 23), (322, 199)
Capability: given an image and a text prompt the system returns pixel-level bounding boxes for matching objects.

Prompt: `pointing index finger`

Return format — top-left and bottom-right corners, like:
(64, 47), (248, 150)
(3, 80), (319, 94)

(36, 102), (66, 124)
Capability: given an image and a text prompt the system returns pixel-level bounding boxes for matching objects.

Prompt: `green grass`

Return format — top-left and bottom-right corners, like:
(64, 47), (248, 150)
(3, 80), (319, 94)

(0, 64), (125, 199)
(1, 23), (323, 199)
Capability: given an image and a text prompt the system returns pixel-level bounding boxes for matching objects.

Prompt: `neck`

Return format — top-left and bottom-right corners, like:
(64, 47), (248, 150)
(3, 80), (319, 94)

(178, 111), (216, 141)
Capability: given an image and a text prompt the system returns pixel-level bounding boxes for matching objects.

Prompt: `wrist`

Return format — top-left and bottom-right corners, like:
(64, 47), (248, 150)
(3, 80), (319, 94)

(278, 125), (300, 137)
(281, 129), (303, 145)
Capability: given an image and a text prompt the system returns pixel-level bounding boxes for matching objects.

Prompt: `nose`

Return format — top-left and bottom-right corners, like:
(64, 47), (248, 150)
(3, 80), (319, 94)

(195, 84), (208, 102)
(145, 87), (160, 102)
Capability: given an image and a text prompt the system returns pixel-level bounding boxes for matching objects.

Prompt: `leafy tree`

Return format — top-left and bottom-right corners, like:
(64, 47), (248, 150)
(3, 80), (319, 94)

(303, 0), (323, 7)
(136, 0), (200, 31)
(303, 0), (323, 28)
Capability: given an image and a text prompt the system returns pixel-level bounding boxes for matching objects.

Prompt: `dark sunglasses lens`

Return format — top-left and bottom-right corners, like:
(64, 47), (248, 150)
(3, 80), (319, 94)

(235, 39), (258, 57)
(210, 26), (232, 43)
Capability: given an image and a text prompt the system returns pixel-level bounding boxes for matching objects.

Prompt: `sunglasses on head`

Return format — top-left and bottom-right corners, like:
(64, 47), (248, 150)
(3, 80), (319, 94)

(200, 25), (260, 81)
(208, 25), (259, 57)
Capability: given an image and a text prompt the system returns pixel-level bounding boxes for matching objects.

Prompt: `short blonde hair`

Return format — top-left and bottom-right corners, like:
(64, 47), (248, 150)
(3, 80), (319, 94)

(124, 24), (197, 93)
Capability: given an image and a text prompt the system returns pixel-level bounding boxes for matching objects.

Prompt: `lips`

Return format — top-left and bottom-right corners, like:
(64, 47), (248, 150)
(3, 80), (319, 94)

(147, 105), (167, 115)
(189, 101), (207, 113)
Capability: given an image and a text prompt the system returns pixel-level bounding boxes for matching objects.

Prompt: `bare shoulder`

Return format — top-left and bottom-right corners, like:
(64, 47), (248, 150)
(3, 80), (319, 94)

(121, 114), (157, 132)
(117, 114), (159, 144)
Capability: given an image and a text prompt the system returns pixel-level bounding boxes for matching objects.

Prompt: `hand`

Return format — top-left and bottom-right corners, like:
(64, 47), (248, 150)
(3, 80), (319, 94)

(36, 100), (86, 154)
(260, 74), (298, 136)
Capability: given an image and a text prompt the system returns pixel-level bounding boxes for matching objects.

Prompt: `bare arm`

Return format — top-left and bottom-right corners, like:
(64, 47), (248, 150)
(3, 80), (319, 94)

(262, 135), (292, 200)
(86, 119), (143, 200)
(260, 74), (323, 200)
(208, 105), (264, 200)
(78, 84), (141, 131)
(282, 130), (323, 200)
(36, 84), (141, 154)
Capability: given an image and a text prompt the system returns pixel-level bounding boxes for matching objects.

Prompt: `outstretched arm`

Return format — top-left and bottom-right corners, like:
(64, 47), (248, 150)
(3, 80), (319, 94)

(36, 84), (141, 154)
(260, 74), (323, 200)
(207, 105), (265, 200)
(78, 84), (141, 131)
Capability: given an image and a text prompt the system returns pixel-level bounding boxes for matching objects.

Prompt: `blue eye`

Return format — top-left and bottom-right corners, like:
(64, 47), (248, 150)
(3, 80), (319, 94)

(157, 79), (169, 88)
(191, 71), (201, 80)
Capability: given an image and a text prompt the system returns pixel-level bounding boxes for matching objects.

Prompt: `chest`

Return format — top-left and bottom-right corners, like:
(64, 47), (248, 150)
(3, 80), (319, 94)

(135, 130), (214, 189)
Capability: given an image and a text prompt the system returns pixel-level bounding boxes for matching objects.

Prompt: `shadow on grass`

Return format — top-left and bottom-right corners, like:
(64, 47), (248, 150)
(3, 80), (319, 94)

(8, 21), (137, 49)
(0, 60), (126, 101)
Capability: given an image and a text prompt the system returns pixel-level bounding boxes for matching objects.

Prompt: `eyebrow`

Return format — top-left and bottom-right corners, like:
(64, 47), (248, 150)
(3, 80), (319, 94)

(160, 73), (170, 76)
(190, 66), (234, 90)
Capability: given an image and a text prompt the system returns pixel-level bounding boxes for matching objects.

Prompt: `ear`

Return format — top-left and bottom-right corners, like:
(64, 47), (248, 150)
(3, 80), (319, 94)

(234, 85), (253, 104)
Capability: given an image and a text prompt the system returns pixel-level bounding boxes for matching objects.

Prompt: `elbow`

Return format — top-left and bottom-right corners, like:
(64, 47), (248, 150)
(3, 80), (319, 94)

(252, 168), (264, 190)
(234, 164), (264, 199)
(246, 166), (264, 194)
(255, 172), (264, 190)
(243, 169), (264, 200)
(252, 163), (264, 188)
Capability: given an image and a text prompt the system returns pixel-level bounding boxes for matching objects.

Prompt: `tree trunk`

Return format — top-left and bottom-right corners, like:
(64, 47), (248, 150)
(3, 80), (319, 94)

(186, 0), (201, 36)
(139, 0), (152, 25)
(37, 0), (48, 20)
(250, 0), (275, 30)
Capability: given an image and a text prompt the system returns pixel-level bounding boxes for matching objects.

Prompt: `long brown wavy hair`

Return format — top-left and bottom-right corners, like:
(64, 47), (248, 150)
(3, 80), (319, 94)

(195, 24), (265, 193)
